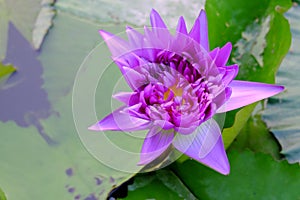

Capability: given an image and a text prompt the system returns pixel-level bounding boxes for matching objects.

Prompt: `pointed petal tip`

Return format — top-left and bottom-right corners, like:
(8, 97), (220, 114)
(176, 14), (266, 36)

(126, 26), (133, 31)
(196, 155), (230, 175)
(151, 8), (159, 14)
(189, 8), (209, 50)
(176, 16), (188, 35)
(173, 119), (230, 175)
(98, 29), (112, 39)
(224, 41), (232, 50)
(150, 9), (162, 20)
(278, 85), (285, 91)
(200, 146), (230, 175)
(88, 123), (101, 131)
(213, 158), (230, 175)
(150, 8), (167, 29)
(199, 9), (207, 18)
(218, 81), (285, 113)
(216, 165), (230, 175)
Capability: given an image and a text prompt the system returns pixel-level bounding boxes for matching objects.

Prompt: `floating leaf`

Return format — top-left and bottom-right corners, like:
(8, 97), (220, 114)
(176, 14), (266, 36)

(172, 150), (300, 200)
(263, 5), (300, 163)
(222, 103), (257, 148)
(229, 111), (282, 160)
(124, 170), (196, 200)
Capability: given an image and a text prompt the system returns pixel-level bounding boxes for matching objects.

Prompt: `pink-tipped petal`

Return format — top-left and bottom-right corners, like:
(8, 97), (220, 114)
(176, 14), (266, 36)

(173, 119), (230, 175)
(99, 30), (129, 58)
(138, 127), (174, 165)
(176, 16), (188, 35)
(215, 42), (232, 67)
(189, 10), (209, 51)
(88, 106), (150, 131)
(217, 80), (285, 113)
(150, 9), (167, 29)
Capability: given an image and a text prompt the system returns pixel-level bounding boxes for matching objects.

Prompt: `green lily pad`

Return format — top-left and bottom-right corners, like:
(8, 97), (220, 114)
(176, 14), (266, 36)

(172, 150), (300, 200)
(222, 103), (257, 148)
(229, 110), (282, 160)
(124, 170), (197, 200)
(263, 5), (300, 163)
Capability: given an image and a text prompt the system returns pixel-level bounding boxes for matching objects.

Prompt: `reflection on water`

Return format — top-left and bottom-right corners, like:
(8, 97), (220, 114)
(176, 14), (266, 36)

(0, 23), (54, 144)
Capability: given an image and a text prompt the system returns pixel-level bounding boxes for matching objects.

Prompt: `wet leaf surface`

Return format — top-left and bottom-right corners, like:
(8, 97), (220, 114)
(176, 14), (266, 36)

(124, 170), (196, 200)
(0, 23), (53, 144)
(263, 5), (300, 163)
(172, 150), (300, 200)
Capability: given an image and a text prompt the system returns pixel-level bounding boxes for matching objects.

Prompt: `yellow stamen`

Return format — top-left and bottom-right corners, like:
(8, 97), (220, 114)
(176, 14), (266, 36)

(164, 85), (183, 100)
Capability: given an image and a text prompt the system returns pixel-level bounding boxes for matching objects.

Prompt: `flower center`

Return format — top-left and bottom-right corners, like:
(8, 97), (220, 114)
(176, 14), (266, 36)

(127, 50), (214, 134)
(163, 85), (183, 101)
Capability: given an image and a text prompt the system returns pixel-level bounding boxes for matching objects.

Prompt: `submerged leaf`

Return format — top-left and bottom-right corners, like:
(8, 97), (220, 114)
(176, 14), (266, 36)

(0, 23), (53, 144)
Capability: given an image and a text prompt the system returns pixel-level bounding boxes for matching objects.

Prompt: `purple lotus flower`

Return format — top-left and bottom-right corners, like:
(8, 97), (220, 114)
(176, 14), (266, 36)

(89, 9), (284, 175)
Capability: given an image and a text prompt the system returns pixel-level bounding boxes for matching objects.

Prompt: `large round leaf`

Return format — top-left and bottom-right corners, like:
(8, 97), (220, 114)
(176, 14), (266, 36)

(263, 5), (300, 164)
